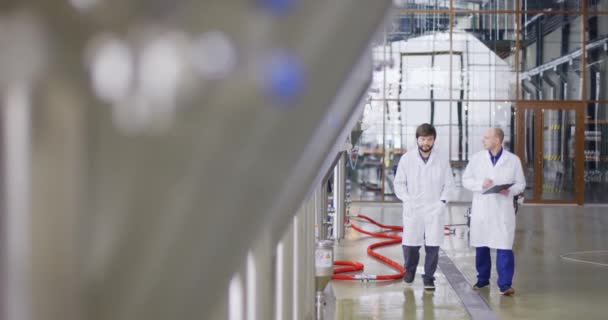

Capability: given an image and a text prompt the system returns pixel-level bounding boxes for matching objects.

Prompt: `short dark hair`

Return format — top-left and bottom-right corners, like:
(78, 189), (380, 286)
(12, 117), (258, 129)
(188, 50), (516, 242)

(416, 123), (437, 139)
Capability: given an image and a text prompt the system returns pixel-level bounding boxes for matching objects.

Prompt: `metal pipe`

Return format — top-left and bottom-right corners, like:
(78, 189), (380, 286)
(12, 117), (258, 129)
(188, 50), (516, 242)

(524, 0), (528, 31)
(322, 180), (330, 239)
(542, 72), (559, 100)
(292, 214), (302, 320)
(0, 2), (393, 320)
(2, 83), (32, 320)
(521, 36), (608, 79)
(247, 229), (272, 320)
(521, 79), (537, 97)
(306, 198), (315, 319)
(595, 71), (600, 159)
(495, 0), (498, 41)
(333, 152), (346, 241)
(561, 109), (567, 170)
(314, 184), (326, 241)
(381, 24), (387, 200)
(275, 221), (294, 320)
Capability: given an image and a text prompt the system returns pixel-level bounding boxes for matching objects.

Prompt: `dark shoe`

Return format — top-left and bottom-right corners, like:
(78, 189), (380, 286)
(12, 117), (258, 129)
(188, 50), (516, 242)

(500, 287), (515, 296)
(403, 270), (415, 284)
(423, 278), (435, 291)
(473, 281), (490, 290)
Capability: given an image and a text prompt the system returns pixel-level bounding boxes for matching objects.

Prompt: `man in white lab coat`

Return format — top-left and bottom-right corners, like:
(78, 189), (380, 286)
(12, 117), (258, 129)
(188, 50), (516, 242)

(394, 123), (454, 291)
(462, 128), (526, 296)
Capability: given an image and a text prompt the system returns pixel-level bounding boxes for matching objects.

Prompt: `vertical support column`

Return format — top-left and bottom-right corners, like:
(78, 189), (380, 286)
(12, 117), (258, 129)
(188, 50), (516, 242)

(247, 228), (273, 320)
(516, 0), (521, 101)
(449, 0), (453, 161)
(535, 107), (544, 199)
(2, 83), (32, 320)
(292, 214), (301, 320)
(314, 185), (327, 241)
(296, 197), (315, 320)
(300, 200), (311, 320)
(333, 152), (346, 241)
(228, 272), (244, 320)
(579, 0), (588, 204)
(381, 22), (387, 201)
(275, 220), (294, 320)
(306, 197), (315, 319)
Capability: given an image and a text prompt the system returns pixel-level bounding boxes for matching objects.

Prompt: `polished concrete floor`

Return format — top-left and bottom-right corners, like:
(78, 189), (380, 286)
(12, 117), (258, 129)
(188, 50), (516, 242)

(323, 203), (608, 319)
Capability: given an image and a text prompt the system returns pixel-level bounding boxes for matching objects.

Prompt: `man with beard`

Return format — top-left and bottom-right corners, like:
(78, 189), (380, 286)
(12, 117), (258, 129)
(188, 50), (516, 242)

(394, 123), (454, 291)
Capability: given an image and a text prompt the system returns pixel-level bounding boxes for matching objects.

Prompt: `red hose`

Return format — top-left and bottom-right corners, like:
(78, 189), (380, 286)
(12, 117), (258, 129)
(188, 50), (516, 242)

(354, 214), (403, 232)
(331, 214), (455, 281)
(332, 214), (405, 281)
(332, 261), (365, 280)
(333, 260), (364, 274)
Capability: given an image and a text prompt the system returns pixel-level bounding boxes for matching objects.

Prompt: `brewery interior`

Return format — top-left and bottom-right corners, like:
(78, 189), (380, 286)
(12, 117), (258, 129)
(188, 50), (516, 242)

(1, 0), (608, 319)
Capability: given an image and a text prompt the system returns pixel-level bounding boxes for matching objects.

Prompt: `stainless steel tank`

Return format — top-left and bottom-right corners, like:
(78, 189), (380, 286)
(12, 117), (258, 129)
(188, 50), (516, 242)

(0, 1), (391, 319)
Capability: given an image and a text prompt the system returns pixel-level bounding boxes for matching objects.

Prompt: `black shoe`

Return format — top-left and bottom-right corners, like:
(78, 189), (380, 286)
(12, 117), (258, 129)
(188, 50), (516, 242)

(423, 278), (435, 291)
(473, 281), (490, 290)
(403, 270), (415, 284)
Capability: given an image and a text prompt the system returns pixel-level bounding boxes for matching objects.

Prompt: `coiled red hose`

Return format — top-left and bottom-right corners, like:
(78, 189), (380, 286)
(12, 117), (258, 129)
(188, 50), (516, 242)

(332, 214), (405, 281)
(331, 214), (454, 281)
(332, 261), (364, 275)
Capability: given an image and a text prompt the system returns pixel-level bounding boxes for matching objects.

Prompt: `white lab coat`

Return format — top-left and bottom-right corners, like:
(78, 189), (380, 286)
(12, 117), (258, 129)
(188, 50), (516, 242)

(462, 149), (526, 250)
(394, 149), (454, 246)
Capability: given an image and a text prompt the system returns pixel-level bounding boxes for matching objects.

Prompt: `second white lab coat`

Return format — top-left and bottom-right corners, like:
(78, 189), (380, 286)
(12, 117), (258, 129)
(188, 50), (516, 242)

(462, 149), (526, 250)
(394, 149), (454, 246)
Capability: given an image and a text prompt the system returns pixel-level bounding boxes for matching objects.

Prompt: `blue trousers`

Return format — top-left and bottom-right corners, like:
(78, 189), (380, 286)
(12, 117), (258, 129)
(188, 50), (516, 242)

(476, 246), (514, 291)
(402, 245), (439, 281)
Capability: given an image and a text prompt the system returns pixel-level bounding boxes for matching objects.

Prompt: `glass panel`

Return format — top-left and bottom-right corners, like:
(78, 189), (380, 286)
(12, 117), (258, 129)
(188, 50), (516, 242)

(587, 0), (606, 12)
(388, 11), (450, 42)
(522, 109), (536, 200)
(395, 0), (582, 11)
(400, 45), (447, 100)
(352, 30), (389, 201)
(584, 12), (607, 206)
(540, 109), (576, 200)
(348, 102), (385, 201)
(464, 101), (515, 157)
(585, 14), (608, 100)
(520, 14), (584, 100)
(522, 0), (581, 12)
(371, 44), (389, 93)
(452, 13), (517, 102)
(393, 0), (450, 10)
(584, 104), (608, 203)
(383, 95), (407, 201)
(454, 0), (517, 11)
(383, 101), (457, 201)
(383, 98), (406, 201)
(449, 13), (517, 160)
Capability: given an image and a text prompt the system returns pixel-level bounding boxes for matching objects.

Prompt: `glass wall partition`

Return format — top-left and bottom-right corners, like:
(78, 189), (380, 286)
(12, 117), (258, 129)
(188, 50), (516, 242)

(351, 0), (608, 204)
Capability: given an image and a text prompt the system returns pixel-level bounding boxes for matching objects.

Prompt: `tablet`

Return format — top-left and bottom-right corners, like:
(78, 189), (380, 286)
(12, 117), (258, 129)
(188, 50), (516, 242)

(482, 183), (514, 195)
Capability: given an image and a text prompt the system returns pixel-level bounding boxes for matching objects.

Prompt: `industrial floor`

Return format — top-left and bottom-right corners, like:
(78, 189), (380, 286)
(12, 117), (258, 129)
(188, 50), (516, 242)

(322, 203), (608, 320)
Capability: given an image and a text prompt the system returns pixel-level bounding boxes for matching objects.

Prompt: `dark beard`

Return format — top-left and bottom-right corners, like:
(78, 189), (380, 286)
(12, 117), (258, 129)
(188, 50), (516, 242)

(418, 144), (433, 153)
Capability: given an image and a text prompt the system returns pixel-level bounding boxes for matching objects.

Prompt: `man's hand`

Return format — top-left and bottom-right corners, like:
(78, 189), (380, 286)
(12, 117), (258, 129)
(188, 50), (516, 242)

(482, 178), (494, 189)
(499, 189), (510, 196)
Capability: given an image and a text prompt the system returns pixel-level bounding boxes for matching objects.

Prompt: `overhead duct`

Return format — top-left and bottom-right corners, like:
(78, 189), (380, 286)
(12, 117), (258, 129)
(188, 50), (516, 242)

(521, 77), (543, 100)
(541, 70), (560, 100)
